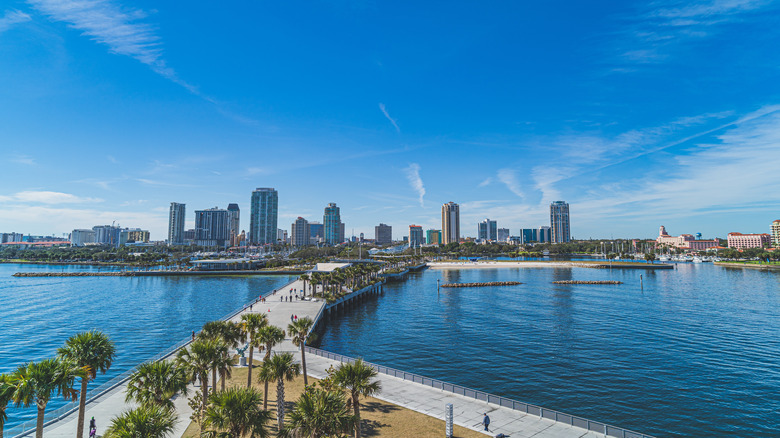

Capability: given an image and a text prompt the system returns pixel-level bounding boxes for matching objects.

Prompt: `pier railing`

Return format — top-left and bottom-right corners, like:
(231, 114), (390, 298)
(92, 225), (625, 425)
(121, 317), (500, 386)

(304, 347), (655, 438)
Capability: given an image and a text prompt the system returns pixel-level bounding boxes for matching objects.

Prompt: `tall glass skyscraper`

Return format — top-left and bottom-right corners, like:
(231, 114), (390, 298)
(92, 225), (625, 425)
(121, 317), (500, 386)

(550, 201), (571, 243)
(441, 202), (460, 244)
(478, 218), (497, 242)
(249, 188), (278, 245)
(323, 203), (342, 244)
(227, 203), (240, 245)
(168, 202), (185, 245)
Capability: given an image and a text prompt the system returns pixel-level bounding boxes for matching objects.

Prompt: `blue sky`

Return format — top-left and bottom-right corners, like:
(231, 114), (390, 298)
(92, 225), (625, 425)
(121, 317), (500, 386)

(1, 0), (779, 240)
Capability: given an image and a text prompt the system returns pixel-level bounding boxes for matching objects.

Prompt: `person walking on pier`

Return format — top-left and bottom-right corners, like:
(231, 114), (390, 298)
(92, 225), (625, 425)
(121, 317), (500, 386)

(482, 413), (490, 432)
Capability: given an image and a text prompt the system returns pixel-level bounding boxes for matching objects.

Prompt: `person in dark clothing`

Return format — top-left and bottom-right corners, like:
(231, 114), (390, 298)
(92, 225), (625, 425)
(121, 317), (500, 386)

(89, 416), (96, 434)
(483, 413), (490, 431)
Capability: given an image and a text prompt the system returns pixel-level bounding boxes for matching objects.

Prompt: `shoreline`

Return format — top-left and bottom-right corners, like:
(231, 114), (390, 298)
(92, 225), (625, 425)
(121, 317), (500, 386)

(428, 260), (673, 269)
(715, 262), (780, 271)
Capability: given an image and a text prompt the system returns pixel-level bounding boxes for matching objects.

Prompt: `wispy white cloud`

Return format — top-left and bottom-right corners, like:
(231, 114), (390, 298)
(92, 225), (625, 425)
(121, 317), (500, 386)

(497, 169), (524, 199)
(0, 9), (31, 32)
(0, 190), (103, 204)
(378, 103), (400, 133)
(404, 163), (426, 207)
(10, 155), (36, 165)
(478, 177), (493, 187)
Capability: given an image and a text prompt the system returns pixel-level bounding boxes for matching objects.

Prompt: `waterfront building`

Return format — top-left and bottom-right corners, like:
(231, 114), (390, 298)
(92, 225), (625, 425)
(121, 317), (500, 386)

(426, 229), (442, 246)
(550, 201), (571, 243)
(497, 228), (510, 242)
(119, 229), (150, 246)
(538, 226), (551, 243)
(727, 232), (771, 250)
(773, 220), (780, 247)
(478, 218), (498, 242)
(409, 225), (424, 247)
(227, 203), (240, 246)
(375, 223), (393, 245)
(249, 188), (278, 245)
(183, 229), (195, 244)
(657, 226), (718, 250)
(309, 222), (324, 244)
(70, 229), (96, 246)
(277, 228), (288, 243)
(340, 223), (346, 243)
(521, 228), (537, 244)
(0, 232), (23, 243)
(291, 217), (310, 247)
(93, 225), (122, 247)
(441, 202), (460, 244)
(168, 202), (186, 245)
(195, 207), (230, 247)
(324, 203), (343, 244)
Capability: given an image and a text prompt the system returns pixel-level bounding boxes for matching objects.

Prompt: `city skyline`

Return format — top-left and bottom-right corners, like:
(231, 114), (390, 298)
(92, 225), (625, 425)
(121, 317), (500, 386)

(2, 1), (780, 239)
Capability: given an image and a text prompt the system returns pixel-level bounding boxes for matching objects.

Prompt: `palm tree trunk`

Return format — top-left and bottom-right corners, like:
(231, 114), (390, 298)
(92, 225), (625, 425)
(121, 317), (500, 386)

(220, 370), (226, 392)
(76, 378), (88, 438)
(212, 368), (218, 394)
(263, 379), (270, 410)
(201, 373), (209, 412)
(353, 394), (361, 438)
(247, 346), (254, 387)
(300, 343), (308, 386)
(276, 379), (285, 430)
(35, 401), (45, 438)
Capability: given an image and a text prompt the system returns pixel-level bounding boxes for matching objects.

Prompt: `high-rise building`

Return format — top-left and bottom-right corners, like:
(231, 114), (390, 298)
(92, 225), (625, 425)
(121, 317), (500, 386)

(426, 229), (442, 246)
(70, 229), (96, 246)
(195, 207), (230, 247)
(120, 229), (150, 246)
(538, 226), (551, 243)
(772, 220), (780, 247)
(340, 223), (346, 243)
(291, 217), (310, 247)
(441, 202), (460, 244)
(478, 218), (498, 242)
(227, 203), (240, 246)
(375, 223), (392, 245)
(550, 201), (571, 243)
(93, 225), (122, 247)
(521, 228), (537, 244)
(497, 228), (510, 242)
(168, 202), (186, 245)
(250, 188), (278, 245)
(309, 222), (324, 244)
(324, 203), (342, 244)
(277, 229), (288, 243)
(0, 232), (23, 243)
(727, 232), (771, 249)
(409, 225), (424, 247)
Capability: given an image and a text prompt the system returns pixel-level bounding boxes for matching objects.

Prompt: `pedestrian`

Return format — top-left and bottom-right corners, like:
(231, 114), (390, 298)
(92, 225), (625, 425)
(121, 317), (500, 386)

(290, 314), (294, 322)
(250, 304), (253, 311)
(482, 413), (490, 432)
(191, 330), (195, 341)
(89, 416), (96, 436)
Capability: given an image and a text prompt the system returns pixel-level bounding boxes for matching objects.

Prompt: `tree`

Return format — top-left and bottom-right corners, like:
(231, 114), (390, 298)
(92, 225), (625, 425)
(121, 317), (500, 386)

(332, 359), (381, 438)
(258, 352), (300, 430)
(644, 252), (656, 264)
(11, 358), (85, 438)
(104, 403), (177, 438)
(126, 361), (188, 409)
(255, 325), (286, 410)
(288, 317), (315, 386)
(202, 387), (272, 438)
(0, 373), (16, 438)
(57, 330), (116, 438)
(300, 274), (309, 297)
(213, 345), (236, 393)
(279, 388), (355, 438)
(240, 313), (269, 387)
(176, 337), (220, 415)
(200, 321), (243, 350)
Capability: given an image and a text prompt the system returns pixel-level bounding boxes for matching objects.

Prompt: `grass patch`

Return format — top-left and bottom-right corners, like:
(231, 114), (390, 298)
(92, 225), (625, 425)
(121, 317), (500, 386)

(182, 365), (486, 437)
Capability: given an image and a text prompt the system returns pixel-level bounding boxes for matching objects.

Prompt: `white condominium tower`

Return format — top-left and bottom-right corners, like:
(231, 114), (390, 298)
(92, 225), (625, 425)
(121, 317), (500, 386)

(550, 201), (571, 243)
(441, 202), (460, 245)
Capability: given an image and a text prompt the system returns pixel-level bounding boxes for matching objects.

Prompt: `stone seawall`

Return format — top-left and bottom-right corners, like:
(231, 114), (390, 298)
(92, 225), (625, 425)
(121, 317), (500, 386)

(552, 280), (623, 284)
(441, 281), (522, 288)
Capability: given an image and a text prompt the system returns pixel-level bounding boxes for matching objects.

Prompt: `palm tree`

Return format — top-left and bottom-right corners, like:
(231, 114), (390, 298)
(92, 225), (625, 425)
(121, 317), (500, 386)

(258, 352), (300, 430)
(287, 317), (315, 386)
(0, 373), (16, 438)
(126, 361), (188, 409)
(332, 359), (381, 438)
(176, 337), (219, 413)
(57, 330), (116, 438)
(202, 387), (272, 438)
(279, 388), (355, 438)
(213, 346), (237, 392)
(200, 321), (243, 350)
(104, 403), (177, 438)
(255, 325), (285, 410)
(240, 313), (269, 387)
(11, 358), (85, 438)
(299, 274), (309, 297)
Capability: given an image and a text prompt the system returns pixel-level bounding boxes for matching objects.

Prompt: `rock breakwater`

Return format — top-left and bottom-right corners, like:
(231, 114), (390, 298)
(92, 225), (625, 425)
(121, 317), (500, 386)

(441, 281), (522, 288)
(552, 280), (622, 284)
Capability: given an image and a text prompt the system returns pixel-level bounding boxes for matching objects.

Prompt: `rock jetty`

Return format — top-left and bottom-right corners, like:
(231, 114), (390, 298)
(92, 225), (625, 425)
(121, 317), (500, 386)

(552, 280), (622, 285)
(441, 281), (522, 288)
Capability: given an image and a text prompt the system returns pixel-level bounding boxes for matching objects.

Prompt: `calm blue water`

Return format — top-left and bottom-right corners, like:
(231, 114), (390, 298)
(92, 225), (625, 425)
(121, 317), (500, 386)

(317, 264), (780, 438)
(0, 263), (293, 428)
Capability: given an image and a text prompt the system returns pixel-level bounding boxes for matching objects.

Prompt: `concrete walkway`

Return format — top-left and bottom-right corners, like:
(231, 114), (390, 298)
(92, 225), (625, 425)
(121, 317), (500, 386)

(298, 351), (609, 438)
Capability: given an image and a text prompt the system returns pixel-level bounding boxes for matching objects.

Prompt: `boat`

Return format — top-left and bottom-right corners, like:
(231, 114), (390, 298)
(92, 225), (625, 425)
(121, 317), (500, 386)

(692, 257), (703, 263)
